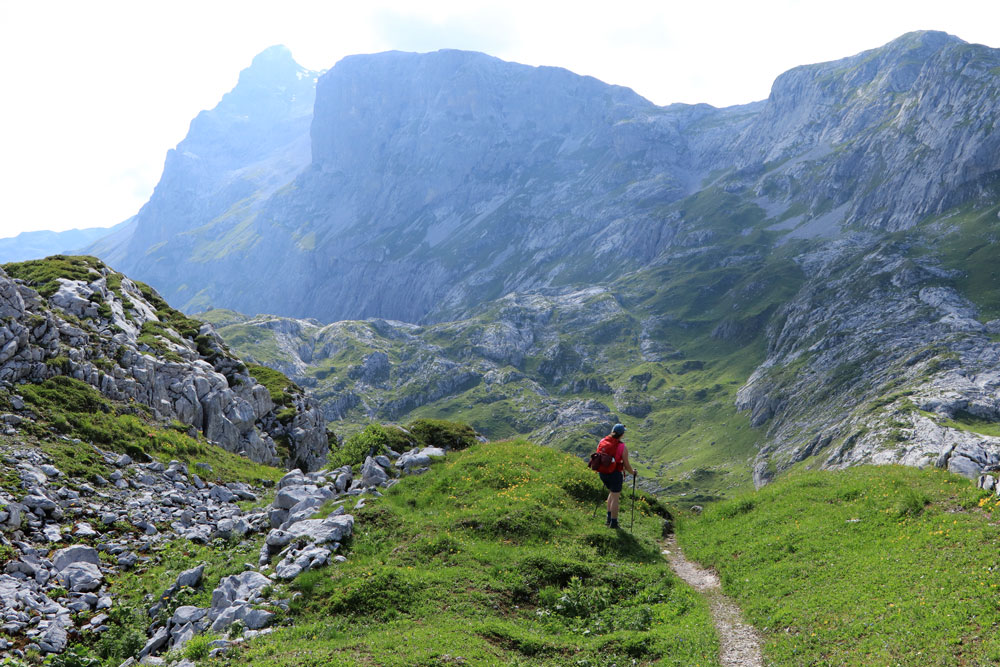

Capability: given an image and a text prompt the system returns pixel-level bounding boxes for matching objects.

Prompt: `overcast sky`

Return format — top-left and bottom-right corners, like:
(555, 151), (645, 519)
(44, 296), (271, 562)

(1, 0), (998, 236)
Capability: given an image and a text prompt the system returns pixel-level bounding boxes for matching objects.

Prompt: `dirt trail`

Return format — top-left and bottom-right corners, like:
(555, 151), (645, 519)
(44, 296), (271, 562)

(662, 535), (764, 667)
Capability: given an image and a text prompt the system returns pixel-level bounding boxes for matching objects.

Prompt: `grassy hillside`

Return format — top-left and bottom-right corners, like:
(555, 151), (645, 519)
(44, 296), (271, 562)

(217, 440), (720, 666)
(679, 465), (1000, 666)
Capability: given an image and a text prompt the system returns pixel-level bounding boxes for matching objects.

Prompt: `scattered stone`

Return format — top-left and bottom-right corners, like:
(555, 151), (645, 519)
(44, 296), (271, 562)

(275, 546), (331, 580)
(360, 457), (388, 487)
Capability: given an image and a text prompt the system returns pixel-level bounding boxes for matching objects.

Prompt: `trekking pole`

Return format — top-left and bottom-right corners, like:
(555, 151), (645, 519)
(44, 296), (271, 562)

(630, 473), (637, 533)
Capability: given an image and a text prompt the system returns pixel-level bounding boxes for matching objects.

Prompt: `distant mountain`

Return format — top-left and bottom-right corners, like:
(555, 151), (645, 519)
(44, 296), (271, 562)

(96, 32), (1000, 498)
(0, 223), (126, 263)
(90, 44), (319, 284)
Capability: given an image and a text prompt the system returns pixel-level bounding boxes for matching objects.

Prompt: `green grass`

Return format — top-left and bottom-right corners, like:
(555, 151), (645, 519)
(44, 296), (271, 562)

(2, 255), (108, 298)
(247, 363), (303, 408)
(941, 409), (1000, 438)
(225, 440), (720, 666)
(679, 465), (1000, 666)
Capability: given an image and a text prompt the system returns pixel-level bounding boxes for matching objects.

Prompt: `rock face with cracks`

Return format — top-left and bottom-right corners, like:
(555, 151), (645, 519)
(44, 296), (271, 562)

(0, 257), (327, 471)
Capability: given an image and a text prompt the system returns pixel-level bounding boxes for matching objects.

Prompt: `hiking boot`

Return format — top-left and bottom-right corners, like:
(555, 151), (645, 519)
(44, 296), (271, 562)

(606, 511), (612, 526)
(609, 518), (620, 529)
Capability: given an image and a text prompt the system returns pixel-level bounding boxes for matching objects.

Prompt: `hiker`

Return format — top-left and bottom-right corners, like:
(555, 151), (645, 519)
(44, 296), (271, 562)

(598, 423), (635, 529)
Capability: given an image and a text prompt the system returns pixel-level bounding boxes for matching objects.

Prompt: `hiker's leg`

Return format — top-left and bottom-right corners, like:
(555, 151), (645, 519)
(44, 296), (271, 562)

(608, 491), (620, 518)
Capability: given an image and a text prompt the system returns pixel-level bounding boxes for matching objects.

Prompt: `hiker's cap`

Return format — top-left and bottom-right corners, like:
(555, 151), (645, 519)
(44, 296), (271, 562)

(612, 423), (626, 436)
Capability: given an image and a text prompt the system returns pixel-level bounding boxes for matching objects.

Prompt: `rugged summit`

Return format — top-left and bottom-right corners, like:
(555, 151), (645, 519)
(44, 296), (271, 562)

(92, 32), (1000, 323)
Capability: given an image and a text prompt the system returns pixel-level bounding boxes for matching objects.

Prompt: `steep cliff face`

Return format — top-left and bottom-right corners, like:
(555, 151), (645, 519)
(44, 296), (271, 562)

(0, 256), (328, 471)
(93, 33), (1000, 326)
(723, 31), (1000, 233)
(91, 46), (760, 321)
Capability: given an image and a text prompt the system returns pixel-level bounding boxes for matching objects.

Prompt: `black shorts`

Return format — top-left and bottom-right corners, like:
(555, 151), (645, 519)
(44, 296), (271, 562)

(599, 470), (623, 493)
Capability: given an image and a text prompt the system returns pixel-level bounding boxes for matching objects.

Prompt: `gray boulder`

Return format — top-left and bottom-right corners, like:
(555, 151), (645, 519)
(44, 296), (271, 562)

(51, 545), (101, 571)
(139, 626), (169, 658)
(38, 618), (69, 654)
(176, 564), (205, 589)
(360, 457), (388, 487)
(171, 605), (207, 627)
(209, 485), (236, 503)
(58, 562), (103, 592)
(210, 571), (271, 612)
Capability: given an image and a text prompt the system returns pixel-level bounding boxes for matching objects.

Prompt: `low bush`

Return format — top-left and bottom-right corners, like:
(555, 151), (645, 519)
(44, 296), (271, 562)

(406, 418), (478, 450)
(328, 423), (391, 468)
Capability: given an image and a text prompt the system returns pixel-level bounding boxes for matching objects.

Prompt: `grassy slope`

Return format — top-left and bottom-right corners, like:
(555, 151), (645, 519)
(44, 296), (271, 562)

(920, 202), (1000, 322)
(679, 465), (1000, 666)
(218, 440), (720, 667)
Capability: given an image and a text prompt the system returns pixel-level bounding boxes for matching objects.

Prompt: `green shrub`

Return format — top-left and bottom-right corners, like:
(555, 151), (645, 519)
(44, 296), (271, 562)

(42, 645), (99, 667)
(329, 424), (391, 468)
(0, 543), (17, 566)
(545, 576), (611, 618)
(406, 418), (478, 450)
(93, 606), (146, 663)
(183, 633), (215, 660)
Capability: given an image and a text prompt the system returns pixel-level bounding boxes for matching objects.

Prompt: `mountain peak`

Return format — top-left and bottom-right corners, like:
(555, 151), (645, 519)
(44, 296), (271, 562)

(885, 29), (964, 50)
(251, 44), (296, 66)
(238, 44), (311, 88)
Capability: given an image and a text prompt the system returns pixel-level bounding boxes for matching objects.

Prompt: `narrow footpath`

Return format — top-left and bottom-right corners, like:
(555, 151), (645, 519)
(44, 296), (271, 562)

(662, 536), (764, 667)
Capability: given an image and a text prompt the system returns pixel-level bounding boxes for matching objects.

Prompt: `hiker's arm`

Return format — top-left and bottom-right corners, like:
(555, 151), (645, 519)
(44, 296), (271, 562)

(623, 447), (635, 475)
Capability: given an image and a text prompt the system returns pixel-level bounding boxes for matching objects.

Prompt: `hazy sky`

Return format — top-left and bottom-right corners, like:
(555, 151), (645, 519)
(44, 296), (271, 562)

(1, 0), (998, 236)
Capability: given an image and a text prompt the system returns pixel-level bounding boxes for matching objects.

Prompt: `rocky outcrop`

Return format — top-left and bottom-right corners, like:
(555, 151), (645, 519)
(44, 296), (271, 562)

(0, 258), (327, 470)
(734, 237), (1000, 483)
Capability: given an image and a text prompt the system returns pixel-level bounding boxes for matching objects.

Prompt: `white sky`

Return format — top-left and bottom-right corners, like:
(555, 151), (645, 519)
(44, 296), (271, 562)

(0, 0), (998, 235)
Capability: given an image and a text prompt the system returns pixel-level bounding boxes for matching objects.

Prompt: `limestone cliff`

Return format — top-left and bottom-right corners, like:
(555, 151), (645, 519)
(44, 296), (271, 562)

(0, 256), (327, 471)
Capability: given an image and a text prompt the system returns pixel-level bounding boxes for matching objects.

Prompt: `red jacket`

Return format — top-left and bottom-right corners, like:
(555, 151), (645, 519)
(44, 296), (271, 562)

(597, 435), (625, 473)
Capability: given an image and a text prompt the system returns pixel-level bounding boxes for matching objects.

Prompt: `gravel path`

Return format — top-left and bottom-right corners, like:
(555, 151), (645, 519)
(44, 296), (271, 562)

(663, 536), (764, 667)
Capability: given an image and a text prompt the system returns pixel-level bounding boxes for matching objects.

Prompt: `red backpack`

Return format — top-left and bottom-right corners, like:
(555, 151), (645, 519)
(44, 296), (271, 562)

(588, 437), (623, 474)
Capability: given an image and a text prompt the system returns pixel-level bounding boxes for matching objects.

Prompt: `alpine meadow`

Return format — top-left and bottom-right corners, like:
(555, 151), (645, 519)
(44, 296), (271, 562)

(3, 24), (1000, 667)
